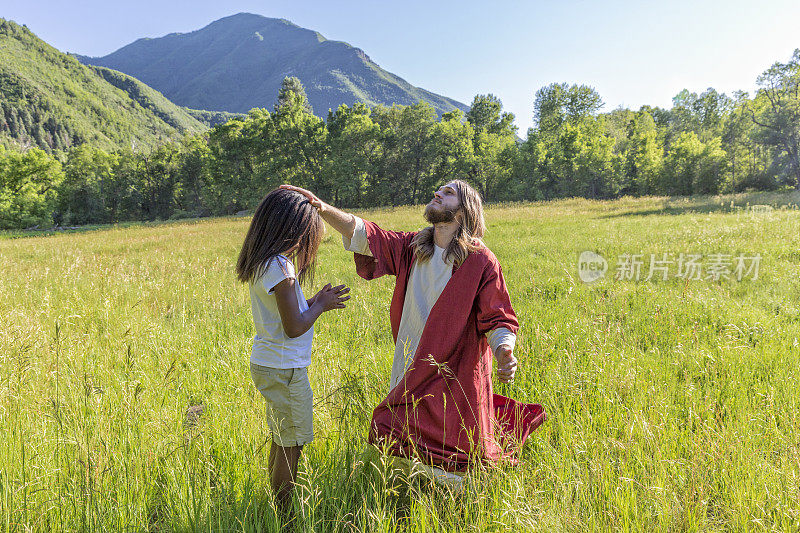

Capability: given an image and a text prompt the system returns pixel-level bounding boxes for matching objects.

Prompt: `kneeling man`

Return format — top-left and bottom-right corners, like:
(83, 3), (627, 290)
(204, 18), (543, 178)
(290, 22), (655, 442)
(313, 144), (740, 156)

(283, 181), (545, 472)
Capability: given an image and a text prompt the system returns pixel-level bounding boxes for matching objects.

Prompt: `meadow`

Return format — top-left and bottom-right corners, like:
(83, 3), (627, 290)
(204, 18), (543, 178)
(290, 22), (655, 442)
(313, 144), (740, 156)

(1, 192), (799, 532)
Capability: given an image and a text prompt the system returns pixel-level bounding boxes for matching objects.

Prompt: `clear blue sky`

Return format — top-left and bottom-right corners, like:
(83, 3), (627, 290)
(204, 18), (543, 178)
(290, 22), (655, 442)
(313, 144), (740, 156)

(5, 0), (800, 133)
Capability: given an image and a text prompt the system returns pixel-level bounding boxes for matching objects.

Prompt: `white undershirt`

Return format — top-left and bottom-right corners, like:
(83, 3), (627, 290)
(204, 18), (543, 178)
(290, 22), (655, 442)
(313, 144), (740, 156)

(343, 217), (516, 389)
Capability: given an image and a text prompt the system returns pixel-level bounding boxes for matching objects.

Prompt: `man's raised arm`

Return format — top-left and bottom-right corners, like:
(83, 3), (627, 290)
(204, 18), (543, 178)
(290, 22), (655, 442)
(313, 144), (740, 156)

(281, 184), (415, 278)
(280, 185), (356, 239)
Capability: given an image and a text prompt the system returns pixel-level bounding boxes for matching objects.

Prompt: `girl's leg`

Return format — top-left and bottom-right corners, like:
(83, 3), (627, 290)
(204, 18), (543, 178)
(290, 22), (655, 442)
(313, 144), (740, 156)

(269, 442), (303, 506)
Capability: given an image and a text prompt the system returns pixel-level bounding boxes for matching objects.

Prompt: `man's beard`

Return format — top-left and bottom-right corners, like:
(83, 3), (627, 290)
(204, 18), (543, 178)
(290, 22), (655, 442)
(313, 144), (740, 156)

(424, 202), (458, 224)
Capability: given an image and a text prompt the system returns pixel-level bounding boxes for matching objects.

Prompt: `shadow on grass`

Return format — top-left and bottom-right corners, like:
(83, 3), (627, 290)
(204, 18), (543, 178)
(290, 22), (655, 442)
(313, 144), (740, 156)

(155, 448), (414, 533)
(9, 191), (796, 239)
(597, 190), (800, 219)
(0, 215), (225, 240)
(152, 444), (485, 533)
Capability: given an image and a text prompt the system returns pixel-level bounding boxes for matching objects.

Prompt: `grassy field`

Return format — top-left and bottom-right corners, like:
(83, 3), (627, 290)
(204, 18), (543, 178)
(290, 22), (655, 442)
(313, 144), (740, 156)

(2, 192), (800, 532)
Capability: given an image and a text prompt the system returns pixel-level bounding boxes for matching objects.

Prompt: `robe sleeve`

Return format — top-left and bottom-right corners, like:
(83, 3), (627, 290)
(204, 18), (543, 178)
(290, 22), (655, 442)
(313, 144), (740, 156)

(475, 257), (519, 336)
(341, 216), (372, 256)
(354, 220), (416, 280)
(487, 327), (517, 353)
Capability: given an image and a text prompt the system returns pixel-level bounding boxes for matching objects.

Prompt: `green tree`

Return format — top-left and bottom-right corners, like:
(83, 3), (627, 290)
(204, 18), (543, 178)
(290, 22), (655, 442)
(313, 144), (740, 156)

(137, 143), (184, 220)
(366, 105), (404, 205)
(0, 146), (62, 228)
(533, 83), (603, 135)
(749, 49), (800, 188)
(204, 113), (265, 214)
(325, 103), (382, 206)
(626, 111), (663, 195)
(111, 149), (144, 221)
(523, 84), (610, 199)
(465, 95), (517, 199)
(388, 103), (439, 205)
(721, 91), (776, 191)
(276, 76), (314, 115)
(466, 94), (516, 137)
(173, 133), (211, 217)
(431, 109), (475, 192)
(670, 88), (732, 140)
(552, 117), (619, 198)
(58, 144), (117, 224)
(270, 85), (329, 196)
(663, 132), (726, 195)
(513, 132), (548, 200)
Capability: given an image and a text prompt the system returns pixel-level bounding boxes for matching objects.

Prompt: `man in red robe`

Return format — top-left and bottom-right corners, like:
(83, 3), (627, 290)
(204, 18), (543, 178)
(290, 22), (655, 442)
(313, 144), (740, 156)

(281, 181), (545, 472)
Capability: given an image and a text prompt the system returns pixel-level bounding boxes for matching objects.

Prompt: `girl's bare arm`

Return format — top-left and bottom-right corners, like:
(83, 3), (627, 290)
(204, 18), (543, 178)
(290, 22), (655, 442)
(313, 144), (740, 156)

(274, 278), (350, 338)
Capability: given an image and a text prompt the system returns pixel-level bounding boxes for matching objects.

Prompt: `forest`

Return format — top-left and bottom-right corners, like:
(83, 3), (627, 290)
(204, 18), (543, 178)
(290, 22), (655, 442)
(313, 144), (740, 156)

(2, 48), (800, 229)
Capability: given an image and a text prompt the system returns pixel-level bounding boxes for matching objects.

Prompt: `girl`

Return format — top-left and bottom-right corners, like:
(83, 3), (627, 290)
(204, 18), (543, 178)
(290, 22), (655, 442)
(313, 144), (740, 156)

(236, 188), (349, 507)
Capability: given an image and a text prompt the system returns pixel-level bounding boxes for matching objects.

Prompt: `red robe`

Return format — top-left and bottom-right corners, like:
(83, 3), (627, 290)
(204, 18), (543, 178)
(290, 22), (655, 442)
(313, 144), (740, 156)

(354, 220), (546, 472)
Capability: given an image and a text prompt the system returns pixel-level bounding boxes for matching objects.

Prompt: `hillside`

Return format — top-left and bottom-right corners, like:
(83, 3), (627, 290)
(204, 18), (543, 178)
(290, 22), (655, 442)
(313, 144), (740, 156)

(185, 108), (243, 127)
(0, 19), (207, 152)
(77, 13), (470, 117)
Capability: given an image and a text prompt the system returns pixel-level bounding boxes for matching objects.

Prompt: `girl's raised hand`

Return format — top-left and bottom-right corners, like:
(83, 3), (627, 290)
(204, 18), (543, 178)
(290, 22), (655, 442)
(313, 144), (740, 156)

(313, 283), (350, 311)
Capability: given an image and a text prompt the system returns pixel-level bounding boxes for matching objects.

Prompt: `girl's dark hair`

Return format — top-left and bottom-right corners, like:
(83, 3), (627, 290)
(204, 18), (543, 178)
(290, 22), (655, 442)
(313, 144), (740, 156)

(236, 188), (324, 286)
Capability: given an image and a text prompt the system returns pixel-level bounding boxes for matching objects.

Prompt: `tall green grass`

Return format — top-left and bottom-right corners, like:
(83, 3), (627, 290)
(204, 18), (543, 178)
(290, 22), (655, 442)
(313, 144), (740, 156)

(1, 192), (799, 531)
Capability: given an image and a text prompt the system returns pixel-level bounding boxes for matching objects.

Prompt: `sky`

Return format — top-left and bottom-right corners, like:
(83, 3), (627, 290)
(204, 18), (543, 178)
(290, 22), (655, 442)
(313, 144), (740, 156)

(5, 0), (800, 134)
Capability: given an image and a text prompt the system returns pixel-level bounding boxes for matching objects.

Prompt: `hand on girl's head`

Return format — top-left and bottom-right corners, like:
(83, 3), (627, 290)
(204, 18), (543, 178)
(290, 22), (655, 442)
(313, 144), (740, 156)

(314, 283), (351, 311)
(279, 184), (323, 211)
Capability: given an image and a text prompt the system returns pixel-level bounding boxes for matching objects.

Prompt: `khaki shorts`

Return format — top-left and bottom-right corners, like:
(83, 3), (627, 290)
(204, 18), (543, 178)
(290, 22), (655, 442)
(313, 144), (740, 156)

(250, 363), (314, 447)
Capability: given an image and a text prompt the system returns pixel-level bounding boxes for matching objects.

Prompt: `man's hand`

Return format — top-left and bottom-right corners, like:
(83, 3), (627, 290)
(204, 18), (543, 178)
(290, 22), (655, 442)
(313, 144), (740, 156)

(494, 344), (517, 384)
(280, 184), (358, 239)
(280, 184), (325, 212)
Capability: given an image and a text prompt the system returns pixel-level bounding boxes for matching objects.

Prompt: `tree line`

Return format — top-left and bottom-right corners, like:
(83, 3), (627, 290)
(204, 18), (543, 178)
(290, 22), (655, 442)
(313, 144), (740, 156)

(3, 50), (800, 230)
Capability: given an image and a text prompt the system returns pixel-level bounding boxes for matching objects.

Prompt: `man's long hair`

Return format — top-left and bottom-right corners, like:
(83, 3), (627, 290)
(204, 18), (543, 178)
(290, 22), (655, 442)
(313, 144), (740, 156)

(411, 180), (486, 267)
(236, 188), (324, 286)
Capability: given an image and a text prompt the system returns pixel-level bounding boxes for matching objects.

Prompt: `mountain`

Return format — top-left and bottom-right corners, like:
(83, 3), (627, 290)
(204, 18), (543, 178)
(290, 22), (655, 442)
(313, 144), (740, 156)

(184, 108), (243, 127)
(77, 13), (470, 117)
(0, 18), (208, 152)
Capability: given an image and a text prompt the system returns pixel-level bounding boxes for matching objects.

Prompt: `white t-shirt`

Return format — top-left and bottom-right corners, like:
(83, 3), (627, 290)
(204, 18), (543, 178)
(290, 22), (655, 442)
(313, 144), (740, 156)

(249, 255), (313, 368)
(343, 217), (516, 389)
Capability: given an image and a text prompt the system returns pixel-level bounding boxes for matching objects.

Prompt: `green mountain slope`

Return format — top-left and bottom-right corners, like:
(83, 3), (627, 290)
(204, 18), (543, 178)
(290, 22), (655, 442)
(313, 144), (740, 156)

(0, 19), (208, 152)
(184, 108), (243, 127)
(78, 13), (469, 117)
